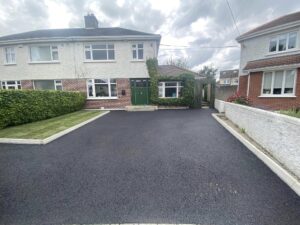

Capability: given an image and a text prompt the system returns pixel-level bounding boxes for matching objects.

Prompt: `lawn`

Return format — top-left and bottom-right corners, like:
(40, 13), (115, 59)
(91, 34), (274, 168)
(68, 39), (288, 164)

(0, 110), (104, 139)
(280, 109), (300, 119)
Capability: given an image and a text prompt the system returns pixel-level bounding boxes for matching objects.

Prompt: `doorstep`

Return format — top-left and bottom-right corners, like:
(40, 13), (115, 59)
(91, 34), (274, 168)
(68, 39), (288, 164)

(125, 105), (158, 111)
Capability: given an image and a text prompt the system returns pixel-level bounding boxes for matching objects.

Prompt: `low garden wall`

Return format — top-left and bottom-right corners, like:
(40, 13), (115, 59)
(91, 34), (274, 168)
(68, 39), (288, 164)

(215, 99), (300, 179)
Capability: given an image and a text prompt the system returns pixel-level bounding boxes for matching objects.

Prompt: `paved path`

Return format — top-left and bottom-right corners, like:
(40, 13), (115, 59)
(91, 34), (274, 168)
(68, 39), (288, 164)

(0, 109), (299, 225)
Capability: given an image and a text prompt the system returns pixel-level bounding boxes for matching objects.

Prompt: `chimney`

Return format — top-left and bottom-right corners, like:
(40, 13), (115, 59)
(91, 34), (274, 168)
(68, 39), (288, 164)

(84, 13), (99, 29)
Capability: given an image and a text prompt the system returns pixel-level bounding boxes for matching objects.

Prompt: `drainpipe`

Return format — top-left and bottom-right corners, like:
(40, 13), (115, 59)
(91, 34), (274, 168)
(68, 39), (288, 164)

(246, 72), (250, 97)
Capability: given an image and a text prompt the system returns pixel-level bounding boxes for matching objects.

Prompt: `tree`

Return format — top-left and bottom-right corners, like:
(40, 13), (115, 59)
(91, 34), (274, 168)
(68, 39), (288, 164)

(198, 65), (218, 81)
(165, 57), (190, 69)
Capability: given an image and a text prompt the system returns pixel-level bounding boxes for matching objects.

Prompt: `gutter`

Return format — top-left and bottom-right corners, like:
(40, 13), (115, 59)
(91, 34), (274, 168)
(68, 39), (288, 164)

(243, 63), (300, 73)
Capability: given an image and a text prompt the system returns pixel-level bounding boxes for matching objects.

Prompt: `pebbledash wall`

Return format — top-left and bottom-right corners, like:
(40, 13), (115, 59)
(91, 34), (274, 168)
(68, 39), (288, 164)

(214, 99), (300, 179)
(238, 68), (300, 110)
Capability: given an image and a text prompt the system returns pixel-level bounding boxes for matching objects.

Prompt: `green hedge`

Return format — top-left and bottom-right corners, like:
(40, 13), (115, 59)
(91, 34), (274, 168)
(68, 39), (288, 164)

(0, 90), (86, 129)
(146, 58), (195, 107)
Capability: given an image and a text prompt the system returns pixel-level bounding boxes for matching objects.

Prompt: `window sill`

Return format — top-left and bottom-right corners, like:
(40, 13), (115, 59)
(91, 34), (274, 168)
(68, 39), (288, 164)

(87, 97), (118, 100)
(258, 95), (296, 98)
(159, 97), (179, 99)
(3, 63), (17, 66)
(265, 49), (300, 57)
(84, 60), (116, 63)
(28, 61), (60, 64)
(130, 60), (145, 62)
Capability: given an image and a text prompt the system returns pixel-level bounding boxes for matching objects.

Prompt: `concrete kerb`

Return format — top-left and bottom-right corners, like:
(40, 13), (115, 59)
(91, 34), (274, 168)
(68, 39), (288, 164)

(0, 111), (110, 145)
(212, 113), (300, 196)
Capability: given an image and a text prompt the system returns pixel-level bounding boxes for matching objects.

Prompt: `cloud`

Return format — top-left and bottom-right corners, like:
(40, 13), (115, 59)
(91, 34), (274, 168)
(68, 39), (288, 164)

(0, 0), (300, 72)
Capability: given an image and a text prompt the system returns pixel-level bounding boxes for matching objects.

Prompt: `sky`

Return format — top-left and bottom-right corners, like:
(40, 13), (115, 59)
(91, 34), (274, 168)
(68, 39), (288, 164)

(0, 0), (300, 73)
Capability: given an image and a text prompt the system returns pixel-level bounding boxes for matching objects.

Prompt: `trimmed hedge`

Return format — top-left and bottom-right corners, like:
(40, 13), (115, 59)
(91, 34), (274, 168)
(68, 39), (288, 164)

(146, 58), (195, 107)
(0, 90), (86, 129)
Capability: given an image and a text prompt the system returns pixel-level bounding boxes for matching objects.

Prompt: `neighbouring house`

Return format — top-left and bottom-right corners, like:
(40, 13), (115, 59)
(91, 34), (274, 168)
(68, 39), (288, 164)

(236, 11), (300, 110)
(216, 69), (239, 101)
(0, 14), (162, 109)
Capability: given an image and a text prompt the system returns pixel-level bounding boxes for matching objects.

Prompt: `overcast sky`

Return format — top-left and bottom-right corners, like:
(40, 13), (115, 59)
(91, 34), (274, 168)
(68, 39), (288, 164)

(0, 0), (300, 72)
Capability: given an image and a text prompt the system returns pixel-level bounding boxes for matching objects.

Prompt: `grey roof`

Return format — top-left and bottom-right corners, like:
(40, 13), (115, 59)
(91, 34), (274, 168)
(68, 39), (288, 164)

(219, 69), (239, 78)
(0, 27), (160, 42)
(157, 65), (200, 78)
(237, 11), (300, 40)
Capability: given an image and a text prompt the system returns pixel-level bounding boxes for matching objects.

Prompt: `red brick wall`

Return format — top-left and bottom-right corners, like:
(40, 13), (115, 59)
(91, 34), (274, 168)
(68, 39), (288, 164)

(85, 78), (132, 109)
(19, 78), (132, 109)
(21, 80), (34, 89)
(238, 75), (248, 96)
(247, 69), (300, 110)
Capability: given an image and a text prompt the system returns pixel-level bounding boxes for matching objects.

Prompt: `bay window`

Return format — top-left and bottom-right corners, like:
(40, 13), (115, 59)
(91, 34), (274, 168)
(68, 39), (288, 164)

(262, 70), (296, 96)
(33, 80), (63, 90)
(269, 32), (297, 53)
(87, 79), (117, 98)
(158, 81), (183, 98)
(85, 44), (115, 61)
(132, 43), (144, 60)
(1, 80), (21, 89)
(30, 45), (59, 62)
(4, 47), (16, 64)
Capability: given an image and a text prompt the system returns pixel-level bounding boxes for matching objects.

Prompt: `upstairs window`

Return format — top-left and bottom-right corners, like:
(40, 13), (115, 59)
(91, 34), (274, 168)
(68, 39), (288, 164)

(1, 80), (21, 89)
(132, 43), (144, 60)
(262, 70), (296, 96)
(33, 80), (63, 90)
(30, 46), (59, 62)
(4, 47), (16, 64)
(87, 79), (117, 98)
(269, 32), (297, 53)
(158, 81), (183, 98)
(85, 44), (115, 61)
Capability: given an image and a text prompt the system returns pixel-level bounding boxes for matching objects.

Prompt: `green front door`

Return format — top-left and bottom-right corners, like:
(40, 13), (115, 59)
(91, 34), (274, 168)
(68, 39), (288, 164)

(130, 79), (150, 105)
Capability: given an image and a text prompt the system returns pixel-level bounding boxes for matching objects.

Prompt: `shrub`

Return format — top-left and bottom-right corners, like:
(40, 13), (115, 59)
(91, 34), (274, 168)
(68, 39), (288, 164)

(146, 58), (196, 107)
(0, 90), (86, 129)
(227, 91), (252, 106)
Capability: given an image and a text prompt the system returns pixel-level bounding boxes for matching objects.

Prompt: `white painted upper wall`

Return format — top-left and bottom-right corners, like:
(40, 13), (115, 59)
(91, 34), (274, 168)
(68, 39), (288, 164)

(239, 25), (300, 75)
(0, 40), (158, 80)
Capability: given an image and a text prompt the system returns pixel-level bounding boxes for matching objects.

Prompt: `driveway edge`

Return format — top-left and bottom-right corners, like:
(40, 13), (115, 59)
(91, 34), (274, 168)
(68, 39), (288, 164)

(212, 113), (300, 196)
(0, 111), (110, 145)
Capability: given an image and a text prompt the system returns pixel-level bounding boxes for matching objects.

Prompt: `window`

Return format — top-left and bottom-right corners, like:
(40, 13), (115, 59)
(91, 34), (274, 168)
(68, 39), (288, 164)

(85, 44), (115, 61)
(87, 79), (117, 98)
(33, 80), (63, 90)
(262, 70), (296, 96)
(1, 80), (21, 89)
(4, 47), (16, 64)
(268, 32), (297, 53)
(132, 43), (144, 60)
(158, 81), (183, 98)
(30, 46), (59, 62)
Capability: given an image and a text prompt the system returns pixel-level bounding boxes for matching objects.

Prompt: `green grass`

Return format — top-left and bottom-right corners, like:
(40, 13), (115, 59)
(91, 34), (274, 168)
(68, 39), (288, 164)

(280, 109), (300, 118)
(0, 110), (104, 139)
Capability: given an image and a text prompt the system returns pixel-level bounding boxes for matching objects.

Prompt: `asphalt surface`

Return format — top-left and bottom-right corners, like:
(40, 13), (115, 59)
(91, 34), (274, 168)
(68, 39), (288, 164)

(0, 109), (299, 225)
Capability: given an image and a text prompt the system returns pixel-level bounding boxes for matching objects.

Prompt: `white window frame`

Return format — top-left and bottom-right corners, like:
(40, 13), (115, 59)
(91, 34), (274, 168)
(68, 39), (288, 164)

(29, 45), (59, 63)
(268, 31), (298, 53)
(158, 81), (183, 98)
(33, 80), (63, 90)
(1, 80), (21, 89)
(84, 43), (115, 61)
(260, 69), (297, 97)
(4, 47), (16, 65)
(86, 78), (118, 99)
(132, 43), (144, 60)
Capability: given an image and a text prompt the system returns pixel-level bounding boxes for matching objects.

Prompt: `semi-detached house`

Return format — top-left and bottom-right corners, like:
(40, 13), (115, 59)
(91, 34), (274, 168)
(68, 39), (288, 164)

(0, 14), (161, 109)
(236, 11), (300, 110)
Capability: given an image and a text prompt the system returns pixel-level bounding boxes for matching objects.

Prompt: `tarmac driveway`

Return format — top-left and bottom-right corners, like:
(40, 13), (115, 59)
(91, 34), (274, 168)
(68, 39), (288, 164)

(0, 109), (299, 225)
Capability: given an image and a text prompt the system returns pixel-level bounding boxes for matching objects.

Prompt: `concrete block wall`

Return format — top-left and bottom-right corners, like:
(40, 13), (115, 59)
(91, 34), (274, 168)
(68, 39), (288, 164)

(215, 99), (300, 179)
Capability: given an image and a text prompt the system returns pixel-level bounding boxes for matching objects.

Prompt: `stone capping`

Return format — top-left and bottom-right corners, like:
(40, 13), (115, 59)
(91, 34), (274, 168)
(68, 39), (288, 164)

(0, 111), (110, 145)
